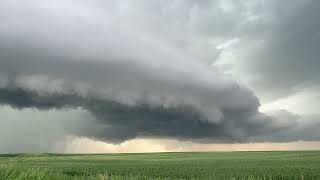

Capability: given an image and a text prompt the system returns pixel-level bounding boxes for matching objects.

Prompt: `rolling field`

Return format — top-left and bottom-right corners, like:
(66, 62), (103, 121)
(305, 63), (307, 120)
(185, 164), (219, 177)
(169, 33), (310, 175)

(0, 151), (320, 180)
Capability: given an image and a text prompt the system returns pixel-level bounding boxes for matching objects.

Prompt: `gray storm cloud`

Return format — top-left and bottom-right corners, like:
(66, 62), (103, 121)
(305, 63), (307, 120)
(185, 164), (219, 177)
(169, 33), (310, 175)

(0, 0), (299, 143)
(215, 0), (320, 102)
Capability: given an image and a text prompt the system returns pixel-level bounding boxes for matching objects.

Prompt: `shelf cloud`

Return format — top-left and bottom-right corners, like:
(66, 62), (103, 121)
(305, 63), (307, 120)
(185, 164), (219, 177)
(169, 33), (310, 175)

(0, 0), (319, 151)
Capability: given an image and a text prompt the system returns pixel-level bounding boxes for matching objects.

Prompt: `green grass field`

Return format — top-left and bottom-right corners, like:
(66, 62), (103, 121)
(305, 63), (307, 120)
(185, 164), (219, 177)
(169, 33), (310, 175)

(0, 151), (320, 180)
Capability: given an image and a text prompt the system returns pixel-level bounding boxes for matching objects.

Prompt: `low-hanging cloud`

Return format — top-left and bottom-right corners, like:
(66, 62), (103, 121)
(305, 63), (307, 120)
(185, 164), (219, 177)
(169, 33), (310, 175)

(0, 0), (297, 143)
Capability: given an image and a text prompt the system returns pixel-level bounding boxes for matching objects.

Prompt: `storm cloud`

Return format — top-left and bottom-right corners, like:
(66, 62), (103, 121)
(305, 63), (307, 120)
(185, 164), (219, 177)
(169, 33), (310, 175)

(0, 0), (297, 144)
(0, 0), (318, 148)
(0, 59), (288, 143)
(216, 0), (320, 102)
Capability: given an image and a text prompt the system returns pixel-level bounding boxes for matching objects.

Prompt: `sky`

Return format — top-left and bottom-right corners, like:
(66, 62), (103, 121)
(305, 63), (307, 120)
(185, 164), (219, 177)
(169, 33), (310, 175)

(0, 0), (320, 153)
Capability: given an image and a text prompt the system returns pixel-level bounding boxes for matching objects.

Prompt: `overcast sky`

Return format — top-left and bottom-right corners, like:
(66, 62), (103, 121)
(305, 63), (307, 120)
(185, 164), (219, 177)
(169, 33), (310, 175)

(1, 0), (320, 153)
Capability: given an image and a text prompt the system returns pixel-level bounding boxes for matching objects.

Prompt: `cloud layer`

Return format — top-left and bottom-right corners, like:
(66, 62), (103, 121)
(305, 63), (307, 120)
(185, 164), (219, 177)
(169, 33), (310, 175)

(0, 0), (296, 144)
(1, 0), (319, 149)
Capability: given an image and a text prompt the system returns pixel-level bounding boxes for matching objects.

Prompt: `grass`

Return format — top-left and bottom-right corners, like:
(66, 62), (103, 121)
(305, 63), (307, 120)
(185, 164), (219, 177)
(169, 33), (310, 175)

(0, 151), (320, 179)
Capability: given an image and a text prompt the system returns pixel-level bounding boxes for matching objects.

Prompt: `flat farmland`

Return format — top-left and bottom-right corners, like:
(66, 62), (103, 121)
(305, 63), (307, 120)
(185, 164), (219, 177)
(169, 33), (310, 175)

(0, 151), (320, 179)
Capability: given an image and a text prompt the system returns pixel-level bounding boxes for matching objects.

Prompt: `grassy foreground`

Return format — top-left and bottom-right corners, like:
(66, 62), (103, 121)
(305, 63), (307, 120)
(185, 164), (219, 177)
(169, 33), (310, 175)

(0, 151), (320, 180)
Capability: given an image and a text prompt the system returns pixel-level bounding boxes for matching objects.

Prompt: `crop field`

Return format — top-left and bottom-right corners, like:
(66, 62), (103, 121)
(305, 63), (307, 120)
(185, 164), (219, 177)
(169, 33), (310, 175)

(0, 151), (320, 180)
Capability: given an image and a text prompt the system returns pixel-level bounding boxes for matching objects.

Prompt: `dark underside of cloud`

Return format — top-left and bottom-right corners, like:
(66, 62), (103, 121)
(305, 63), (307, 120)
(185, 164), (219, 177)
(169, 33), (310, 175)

(0, 83), (285, 143)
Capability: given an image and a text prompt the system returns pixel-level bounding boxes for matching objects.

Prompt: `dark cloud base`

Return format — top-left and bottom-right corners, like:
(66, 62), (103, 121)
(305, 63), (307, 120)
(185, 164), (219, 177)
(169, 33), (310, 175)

(0, 84), (285, 143)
